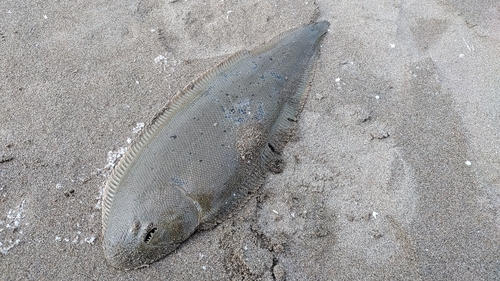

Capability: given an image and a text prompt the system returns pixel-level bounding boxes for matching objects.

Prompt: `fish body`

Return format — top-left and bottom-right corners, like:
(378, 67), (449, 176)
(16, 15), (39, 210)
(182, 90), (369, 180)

(102, 21), (329, 269)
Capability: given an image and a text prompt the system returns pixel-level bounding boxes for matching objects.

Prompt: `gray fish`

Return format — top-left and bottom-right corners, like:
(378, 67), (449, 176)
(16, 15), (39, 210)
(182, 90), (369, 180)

(102, 21), (329, 270)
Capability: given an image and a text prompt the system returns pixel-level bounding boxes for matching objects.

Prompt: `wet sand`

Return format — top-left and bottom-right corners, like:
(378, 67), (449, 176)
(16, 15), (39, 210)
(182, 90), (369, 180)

(1, 0), (499, 280)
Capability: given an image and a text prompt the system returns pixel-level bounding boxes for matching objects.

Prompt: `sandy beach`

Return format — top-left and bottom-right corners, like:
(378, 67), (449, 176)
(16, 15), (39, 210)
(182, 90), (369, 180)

(1, 0), (499, 280)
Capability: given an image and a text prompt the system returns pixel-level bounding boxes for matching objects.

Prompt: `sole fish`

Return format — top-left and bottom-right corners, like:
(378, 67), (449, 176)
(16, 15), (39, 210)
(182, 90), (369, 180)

(102, 21), (330, 270)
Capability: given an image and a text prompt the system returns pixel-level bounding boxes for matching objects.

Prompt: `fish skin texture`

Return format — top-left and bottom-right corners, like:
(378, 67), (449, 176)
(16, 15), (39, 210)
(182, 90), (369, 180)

(102, 21), (330, 270)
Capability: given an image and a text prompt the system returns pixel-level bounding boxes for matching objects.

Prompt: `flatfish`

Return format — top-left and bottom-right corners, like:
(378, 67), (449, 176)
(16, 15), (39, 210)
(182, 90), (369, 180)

(102, 21), (330, 270)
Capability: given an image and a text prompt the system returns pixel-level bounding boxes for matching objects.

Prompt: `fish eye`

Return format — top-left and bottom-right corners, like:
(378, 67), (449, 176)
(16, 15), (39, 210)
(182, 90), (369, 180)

(132, 220), (140, 231)
(144, 227), (157, 244)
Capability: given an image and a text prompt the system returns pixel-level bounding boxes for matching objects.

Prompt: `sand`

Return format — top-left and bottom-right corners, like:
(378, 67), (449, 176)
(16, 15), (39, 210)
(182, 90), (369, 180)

(1, 0), (499, 280)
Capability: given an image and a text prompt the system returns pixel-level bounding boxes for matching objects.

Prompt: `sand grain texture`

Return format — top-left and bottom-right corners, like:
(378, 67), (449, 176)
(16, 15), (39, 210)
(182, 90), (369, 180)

(1, 0), (499, 280)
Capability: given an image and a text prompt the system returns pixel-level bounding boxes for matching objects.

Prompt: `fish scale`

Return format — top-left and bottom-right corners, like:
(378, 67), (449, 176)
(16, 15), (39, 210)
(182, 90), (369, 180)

(102, 20), (330, 270)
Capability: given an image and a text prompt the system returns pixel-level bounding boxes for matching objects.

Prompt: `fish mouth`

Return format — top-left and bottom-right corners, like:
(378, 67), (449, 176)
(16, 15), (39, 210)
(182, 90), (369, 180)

(103, 244), (140, 270)
(103, 239), (177, 270)
(102, 238), (149, 270)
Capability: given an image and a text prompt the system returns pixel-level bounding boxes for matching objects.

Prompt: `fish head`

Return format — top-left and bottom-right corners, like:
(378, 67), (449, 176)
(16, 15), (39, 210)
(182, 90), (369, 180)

(102, 188), (199, 270)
